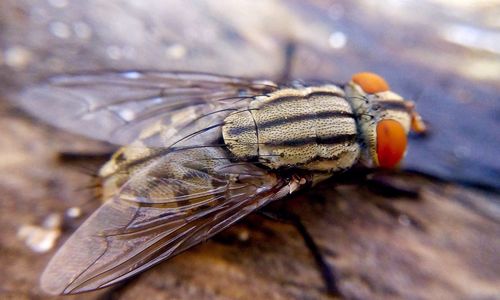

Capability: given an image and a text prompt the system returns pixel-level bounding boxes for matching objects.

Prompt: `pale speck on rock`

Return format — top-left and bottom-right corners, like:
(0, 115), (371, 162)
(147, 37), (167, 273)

(237, 228), (250, 242)
(49, 21), (71, 39)
(398, 214), (411, 227)
(73, 22), (92, 40)
(328, 31), (347, 49)
(48, 0), (68, 8)
(66, 207), (82, 219)
(17, 213), (62, 253)
(43, 213), (62, 229)
(121, 46), (137, 59)
(106, 45), (122, 60)
(4, 46), (32, 69)
(165, 44), (187, 60)
(122, 71), (141, 79)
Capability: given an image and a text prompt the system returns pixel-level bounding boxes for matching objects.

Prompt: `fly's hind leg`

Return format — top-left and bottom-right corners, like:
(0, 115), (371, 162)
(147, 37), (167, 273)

(58, 151), (114, 164)
(57, 150), (114, 179)
(96, 275), (142, 300)
(55, 150), (115, 227)
(278, 41), (297, 83)
(258, 209), (342, 297)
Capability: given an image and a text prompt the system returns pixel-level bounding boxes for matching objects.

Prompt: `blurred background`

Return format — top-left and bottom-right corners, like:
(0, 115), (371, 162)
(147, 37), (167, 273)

(0, 0), (499, 299)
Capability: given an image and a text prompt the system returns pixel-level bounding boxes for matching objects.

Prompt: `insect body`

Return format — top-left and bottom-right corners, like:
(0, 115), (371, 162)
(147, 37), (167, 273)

(19, 71), (425, 295)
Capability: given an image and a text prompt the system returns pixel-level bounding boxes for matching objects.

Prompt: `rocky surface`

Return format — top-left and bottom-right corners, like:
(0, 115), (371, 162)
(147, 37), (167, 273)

(1, 1), (499, 299)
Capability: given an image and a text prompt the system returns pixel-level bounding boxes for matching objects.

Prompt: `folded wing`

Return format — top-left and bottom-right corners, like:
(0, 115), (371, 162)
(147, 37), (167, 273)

(19, 71), (277, 146)
(40, 146), (289, 295)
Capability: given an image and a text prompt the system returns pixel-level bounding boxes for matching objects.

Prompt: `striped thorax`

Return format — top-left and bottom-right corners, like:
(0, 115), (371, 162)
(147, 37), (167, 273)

(222, 85), (360, 172)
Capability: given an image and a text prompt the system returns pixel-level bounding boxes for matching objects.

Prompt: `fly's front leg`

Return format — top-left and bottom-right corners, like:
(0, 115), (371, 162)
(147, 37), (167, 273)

(363, 171), (426, 230)
(258, 208), (342, 297)
(335, 167), (421, 199)
(365, 172), (421, 199)
(335, 168), (424, 229)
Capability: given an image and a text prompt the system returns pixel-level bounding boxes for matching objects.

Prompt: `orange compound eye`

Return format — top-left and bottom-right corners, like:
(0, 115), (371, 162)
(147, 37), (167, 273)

(376, 119), (407, 168)
(352, 72), (389, 94)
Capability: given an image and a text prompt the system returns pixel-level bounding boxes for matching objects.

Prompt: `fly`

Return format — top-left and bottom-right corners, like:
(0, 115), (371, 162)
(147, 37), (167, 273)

(19, 70), (426, 295)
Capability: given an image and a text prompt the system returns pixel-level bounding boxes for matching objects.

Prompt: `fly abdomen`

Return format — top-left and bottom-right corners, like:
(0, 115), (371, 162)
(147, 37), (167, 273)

(222, 85), (361, 172)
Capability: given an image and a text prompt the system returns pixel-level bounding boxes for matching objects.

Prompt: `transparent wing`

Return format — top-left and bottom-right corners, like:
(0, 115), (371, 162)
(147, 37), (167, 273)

(40, 147), (290, 295)
(19, 71), (277, 146)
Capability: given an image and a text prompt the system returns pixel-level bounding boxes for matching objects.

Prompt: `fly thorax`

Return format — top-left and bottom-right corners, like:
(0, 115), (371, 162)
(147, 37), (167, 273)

(222, 86), (361, 172)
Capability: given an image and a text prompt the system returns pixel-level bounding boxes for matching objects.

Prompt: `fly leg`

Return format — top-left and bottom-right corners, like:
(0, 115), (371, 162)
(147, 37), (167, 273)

(364, 172), (420, 199)
(56, 151), (115, 226)
(96, 275), (142, 300)
(336, 168), (424, 229)
(57, 150), (114, 177)
(336, 167), (421, 199)
(58, 151), (114, 164)
(258, 209), (342, 297)
(363, 171), (426, 230)
(278, 41), (297, 83)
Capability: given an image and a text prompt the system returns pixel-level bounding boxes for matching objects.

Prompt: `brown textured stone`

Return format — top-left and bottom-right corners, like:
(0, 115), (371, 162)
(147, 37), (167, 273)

(1, 1), (499, 299)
